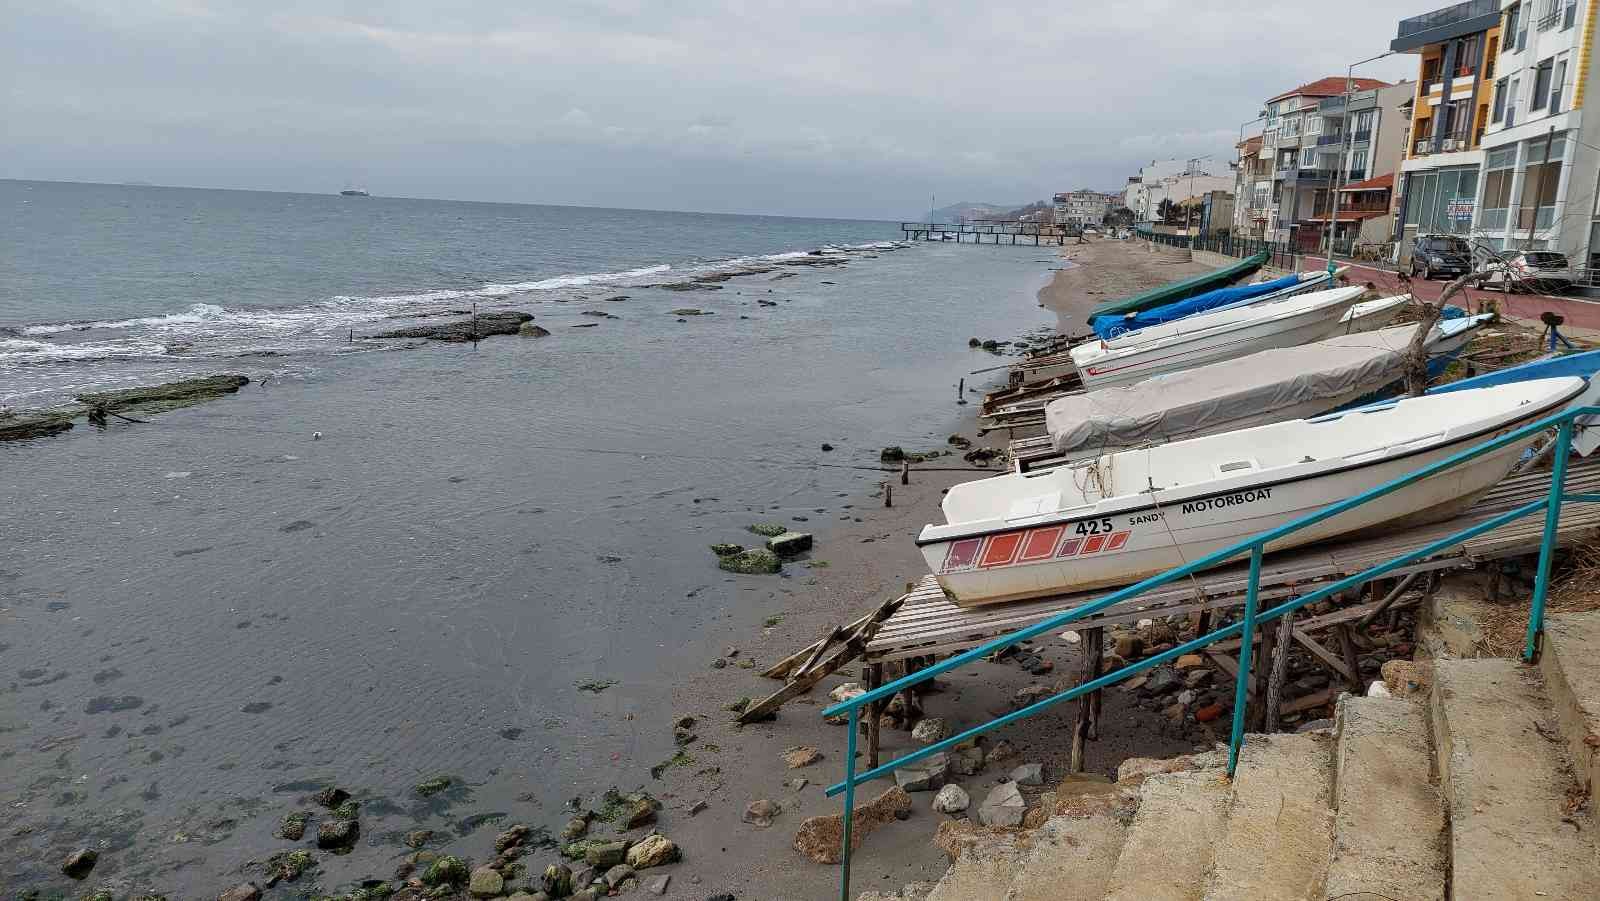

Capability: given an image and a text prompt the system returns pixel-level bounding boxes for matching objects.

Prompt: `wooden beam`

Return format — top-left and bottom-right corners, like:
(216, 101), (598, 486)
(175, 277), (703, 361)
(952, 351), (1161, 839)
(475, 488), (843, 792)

(1263, 613), (1295, 732)
(1334, 624), (1364, 692)
(866, 663), (883, 769)
(1291, 627), (1357, 686)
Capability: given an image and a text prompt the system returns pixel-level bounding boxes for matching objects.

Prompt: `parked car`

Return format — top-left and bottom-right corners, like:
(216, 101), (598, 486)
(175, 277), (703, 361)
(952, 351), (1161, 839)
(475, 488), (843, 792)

(1407, 234), (1474, 280)
(1475, 251), (1575, 293)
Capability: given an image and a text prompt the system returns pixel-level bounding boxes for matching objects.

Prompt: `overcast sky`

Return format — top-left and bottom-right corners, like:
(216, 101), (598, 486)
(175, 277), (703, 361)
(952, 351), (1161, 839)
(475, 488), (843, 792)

(4, 1), (1427, 219)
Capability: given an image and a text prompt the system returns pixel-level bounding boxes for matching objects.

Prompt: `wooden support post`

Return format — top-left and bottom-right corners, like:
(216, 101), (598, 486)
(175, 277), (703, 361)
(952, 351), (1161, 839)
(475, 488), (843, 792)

(883, 480), (892, 508)
(1087, 628), (1104, 741)
(865, 662), (884, 769)
(1263, 612), (1294, 733)
(1335, 624), (1364, 692)
(1070, 627), (1104, 772)
(1253, 617), (1277, 731)
(900, 460), (910, 486)
(957, 377), (966, 405)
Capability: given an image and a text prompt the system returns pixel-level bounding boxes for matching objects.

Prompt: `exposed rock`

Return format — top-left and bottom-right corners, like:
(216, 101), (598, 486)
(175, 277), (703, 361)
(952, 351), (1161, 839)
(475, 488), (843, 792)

(716, 548), (781, 574)
(950, 743), (985, 776)
(604, 863), (636, 888)
(744, 798), (782, 827)
(1185, 668), (1214, 688)
(1195, 703), (1224, 723)
(782, 745), (822, 768)
(622, 796), (658, 829)
(266, 849), (315, 883)
(1009, 763), (1044, 786)
(468, 865), (504, 897)
(1012, 684), (1051, 709)
(218, 885), (261, 901)
(519, 323), (552, 337)
(932, 784), (970, 814)
(316, 818), (359, 849)
(979, 781), (1026, 827)
(405, 829), (433, 849)
(1110, 630), (1144, 659)
(910, 717), (948, 744)
(0, 410), (75, 441)
(747, 522), (788, 537)
(62, 848), (98, 878)
(414, 776), (452, 797)
(625, 833), (680, 869)
(534, 862), (572, 897)
(495, 823), (531, 852)
(313, 786), (351, 808)
(793, 785), (914, 864)
(987, 740), (1018, 763)
(644, 873), (670, 895)
(277, 811), (311, 841)
(77, 374), (251, 417)
(1382, 658), (1432, 697)
(332, 799), (360, 820)
(560, 817), (589, 841)
(370, 311), (532, 341)
(1140, 666), (1181, 695)
(1175, 653), (1206, 670)
(766, 531), (814, 556)
(422, 854), (471, 887)
(584, 841), (628, 868)
(893, 752), (949, 792)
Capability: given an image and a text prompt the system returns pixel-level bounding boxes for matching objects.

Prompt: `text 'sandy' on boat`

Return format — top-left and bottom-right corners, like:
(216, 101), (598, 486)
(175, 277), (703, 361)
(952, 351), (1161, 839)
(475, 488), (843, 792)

(919, 378), (1587, 606)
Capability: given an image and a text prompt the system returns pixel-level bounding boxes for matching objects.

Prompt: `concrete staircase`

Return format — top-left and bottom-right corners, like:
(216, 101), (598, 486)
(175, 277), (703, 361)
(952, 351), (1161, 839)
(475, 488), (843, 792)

(907, 608), (1600, 901)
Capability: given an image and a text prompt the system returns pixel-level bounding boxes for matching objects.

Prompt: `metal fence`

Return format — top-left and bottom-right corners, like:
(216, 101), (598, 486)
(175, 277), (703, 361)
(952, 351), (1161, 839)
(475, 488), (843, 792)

(1142, 230), (1299, 271)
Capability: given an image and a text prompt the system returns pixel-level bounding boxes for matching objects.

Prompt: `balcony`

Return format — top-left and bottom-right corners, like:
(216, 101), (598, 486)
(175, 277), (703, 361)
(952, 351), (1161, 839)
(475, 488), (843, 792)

(1316, 134), (1344, 146)
(1393, 0), (1501, 51)
(1352, 129), (1373, 143)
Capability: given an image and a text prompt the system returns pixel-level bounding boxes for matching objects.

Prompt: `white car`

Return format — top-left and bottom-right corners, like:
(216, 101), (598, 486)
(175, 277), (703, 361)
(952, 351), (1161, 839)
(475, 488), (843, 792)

(1475, 251), (1574, 293)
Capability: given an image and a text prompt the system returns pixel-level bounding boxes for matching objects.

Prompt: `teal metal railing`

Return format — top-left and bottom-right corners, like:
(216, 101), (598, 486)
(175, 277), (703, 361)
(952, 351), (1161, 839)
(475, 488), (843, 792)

(822, 406), (1600, 901)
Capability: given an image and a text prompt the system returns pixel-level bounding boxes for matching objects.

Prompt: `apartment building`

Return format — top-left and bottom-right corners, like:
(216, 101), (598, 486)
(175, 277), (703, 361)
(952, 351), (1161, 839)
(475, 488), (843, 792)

(1299, 81), (1415, 249)
(1259, 76), (1394, 245)
(1472, 0), (1597, 264)
(1052, 190), (1113, 227)
(1233, 136), (1274, 237)
(1122, 159), (1234, 224)
(1391, 0), (1504, 260)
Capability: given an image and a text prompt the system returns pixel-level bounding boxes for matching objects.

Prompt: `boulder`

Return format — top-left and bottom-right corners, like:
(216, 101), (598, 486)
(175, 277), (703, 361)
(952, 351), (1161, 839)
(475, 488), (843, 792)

(316, 818), (358, 849)
(559, 817), (588, 841)
(782, 746), (822, 768)
(519, 323), (552, 337)
(370, 311), (533, 341)
(422, 855), (471, 887)
(931, 784), (970, 814)
(744, 798), (782, 827)
(709, 543), (742, 557)
(604, 864), (636, 888)
(626, 834), (680, 869)
(766, 531), (814, 556)
(893, 752), (949, 792)
(747, 522), (788, 537)
(793, 785), (914, 864)
(266, 849), (315, 883)
(218, 885), (260, 901)
(622, 797), (658, 829)
(62, 848), (98, 878)
(275, 812), (310, 841)
(312, 787), (351, 808)
(469, 865), (505, 898)
(1009, 763), (1044, 786)
(978, 782), (1026, 827)
(584, 841), (628, 868)
(910, 717), (947, 744)
(716, 548), (781, 574)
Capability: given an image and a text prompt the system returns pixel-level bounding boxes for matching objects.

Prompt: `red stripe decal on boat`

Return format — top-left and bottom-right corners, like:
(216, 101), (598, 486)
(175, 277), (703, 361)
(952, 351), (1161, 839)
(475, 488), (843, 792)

(1082, 534), (1108, 555)
(1106, 531), (1130, 551)
(1056, 537), (1084, 558)
(979, 532), (1025, 568)
(1018, 526), (1064, 562)
(943, 538), (983, 572)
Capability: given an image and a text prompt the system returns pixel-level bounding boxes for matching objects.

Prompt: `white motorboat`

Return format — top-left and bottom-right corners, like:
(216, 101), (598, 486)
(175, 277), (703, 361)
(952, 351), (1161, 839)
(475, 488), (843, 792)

(1339, 295), (1410, 332)
(1042, 315), (1493, 457)
(1069, 286), (1367, 389)
(921, 377), (1585, 606)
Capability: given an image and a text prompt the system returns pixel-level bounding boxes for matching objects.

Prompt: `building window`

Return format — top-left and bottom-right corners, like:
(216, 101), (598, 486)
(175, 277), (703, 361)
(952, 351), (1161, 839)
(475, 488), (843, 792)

(1306, 116), (1322, 135)
(1519, 6), (1531, 50)
(1350, 148), (1368, 173)
(1564, 0), (1578, 29)
(1481, 147), (1517, 231)
(1507, 77), (1520, 126)
(1300, 147), (1317, 168)
(1519, 133), (1565, 230)
(1492, 77), (1508, 122)
(1282, 116), (1301, 138)
(1457, 34), (1481, 75)
(1551, 57), (1568, 112)
(1532, 58), (1554, 110)
(1504, 4), (1521, 49)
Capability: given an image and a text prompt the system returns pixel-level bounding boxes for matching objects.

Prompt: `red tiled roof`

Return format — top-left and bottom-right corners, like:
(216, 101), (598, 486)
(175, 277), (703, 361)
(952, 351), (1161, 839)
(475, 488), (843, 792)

(1339, 173), (1395, 192)
(1239, 135), (1264, 153)
(1268, 76), (1392, 104)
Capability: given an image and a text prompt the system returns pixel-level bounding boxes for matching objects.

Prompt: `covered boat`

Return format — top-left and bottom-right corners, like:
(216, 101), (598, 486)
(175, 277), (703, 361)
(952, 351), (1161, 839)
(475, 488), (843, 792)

(1070, 285), (1367, 390)
(920, 377), (1585, 605)
(1085, 251), (1270, 321)
(1044, 316), (1493, 457)
(1090, 268), (1347, 340)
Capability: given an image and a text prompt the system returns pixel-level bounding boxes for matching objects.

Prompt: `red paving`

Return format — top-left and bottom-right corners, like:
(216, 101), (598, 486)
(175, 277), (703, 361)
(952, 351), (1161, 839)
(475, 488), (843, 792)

(1302, 256), (1600, 332)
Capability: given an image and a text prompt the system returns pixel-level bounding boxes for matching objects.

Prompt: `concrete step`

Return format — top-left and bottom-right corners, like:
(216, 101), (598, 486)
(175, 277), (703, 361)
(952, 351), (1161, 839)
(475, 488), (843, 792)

(1001, 812), (1127, 901)
(1324, 696), (1446, 901)
(1541, 610), (1600, 799)
(925, 827), (1029, 901)
(1430, 658), (1599, 899)
(1103, 769), (1230, 901)
(1200, 731), (1335, 901)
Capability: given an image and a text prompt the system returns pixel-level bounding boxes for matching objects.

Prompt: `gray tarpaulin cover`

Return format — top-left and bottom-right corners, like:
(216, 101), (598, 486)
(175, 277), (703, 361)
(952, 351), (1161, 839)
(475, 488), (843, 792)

(1046, 322), (1440, 455)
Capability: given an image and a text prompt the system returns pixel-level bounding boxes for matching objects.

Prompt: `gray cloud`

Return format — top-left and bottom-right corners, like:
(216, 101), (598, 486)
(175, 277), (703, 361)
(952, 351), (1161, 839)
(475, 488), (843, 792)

(3, 1), (1423, 218)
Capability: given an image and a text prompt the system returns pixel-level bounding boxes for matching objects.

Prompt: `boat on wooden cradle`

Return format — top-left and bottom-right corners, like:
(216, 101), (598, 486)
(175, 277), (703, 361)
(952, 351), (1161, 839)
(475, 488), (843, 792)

(1085, 251), (1270, 320)
(1039, 316), (1495, 457)
(1090, 267), (1350, 340)
(1069, 286), (1368, 390)
(920, 377), (1586, 606)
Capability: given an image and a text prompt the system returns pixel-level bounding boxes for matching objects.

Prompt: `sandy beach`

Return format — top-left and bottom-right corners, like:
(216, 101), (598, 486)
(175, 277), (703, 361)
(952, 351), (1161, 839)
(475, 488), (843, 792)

(1037, 237), (1216, 324)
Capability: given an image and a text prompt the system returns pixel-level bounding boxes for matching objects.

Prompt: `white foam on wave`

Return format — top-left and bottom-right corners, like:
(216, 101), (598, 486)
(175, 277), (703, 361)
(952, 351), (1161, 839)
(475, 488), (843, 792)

(23, 304), (227, 336)
(0, 337), (171, 362)
(338, 263), (674, 306)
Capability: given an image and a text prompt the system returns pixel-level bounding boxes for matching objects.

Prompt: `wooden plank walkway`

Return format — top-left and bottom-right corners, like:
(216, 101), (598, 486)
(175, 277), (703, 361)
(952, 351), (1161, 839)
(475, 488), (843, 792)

(863, 457), (1600, 663)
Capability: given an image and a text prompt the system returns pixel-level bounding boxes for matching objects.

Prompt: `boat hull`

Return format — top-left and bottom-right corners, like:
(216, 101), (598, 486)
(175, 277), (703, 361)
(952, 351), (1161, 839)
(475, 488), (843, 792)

(920, 423), (1540, 606)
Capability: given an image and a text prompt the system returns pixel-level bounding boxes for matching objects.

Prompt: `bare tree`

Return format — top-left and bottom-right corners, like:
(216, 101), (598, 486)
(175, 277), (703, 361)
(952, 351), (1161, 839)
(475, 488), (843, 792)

(1403, 272), (1473, 396)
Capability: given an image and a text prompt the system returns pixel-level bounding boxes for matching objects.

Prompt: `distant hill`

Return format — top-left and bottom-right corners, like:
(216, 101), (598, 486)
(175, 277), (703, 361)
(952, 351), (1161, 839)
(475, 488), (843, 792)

(927, 200), (1049, 223)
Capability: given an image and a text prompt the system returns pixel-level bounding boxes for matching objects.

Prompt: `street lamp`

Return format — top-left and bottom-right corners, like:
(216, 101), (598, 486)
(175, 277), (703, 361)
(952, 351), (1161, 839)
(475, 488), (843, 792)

(1235, 112), (1267, 236)
(1323, 50), (1396, 272)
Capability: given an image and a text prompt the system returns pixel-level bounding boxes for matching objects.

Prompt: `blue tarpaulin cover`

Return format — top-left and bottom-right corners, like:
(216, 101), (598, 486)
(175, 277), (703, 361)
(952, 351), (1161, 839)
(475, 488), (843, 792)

(1090, 274), (1304, 340)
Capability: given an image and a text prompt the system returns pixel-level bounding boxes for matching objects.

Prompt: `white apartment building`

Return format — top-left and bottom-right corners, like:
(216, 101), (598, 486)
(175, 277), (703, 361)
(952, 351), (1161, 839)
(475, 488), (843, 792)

(1122, 159), (1234, 224)
(1468, 0), (1596, 264)
(1053, 191), (1113, 227)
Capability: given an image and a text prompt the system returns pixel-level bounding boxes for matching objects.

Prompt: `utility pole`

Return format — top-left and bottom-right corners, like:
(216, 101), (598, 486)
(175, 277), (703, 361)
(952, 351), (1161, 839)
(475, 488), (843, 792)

(1324, 50), (1395, 272)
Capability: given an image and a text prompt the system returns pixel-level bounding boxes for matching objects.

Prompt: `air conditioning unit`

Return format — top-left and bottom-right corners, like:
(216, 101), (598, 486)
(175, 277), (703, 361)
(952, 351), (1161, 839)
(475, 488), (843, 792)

(1415, 140), (1430, 154)
(1442, 139), (1458, 152)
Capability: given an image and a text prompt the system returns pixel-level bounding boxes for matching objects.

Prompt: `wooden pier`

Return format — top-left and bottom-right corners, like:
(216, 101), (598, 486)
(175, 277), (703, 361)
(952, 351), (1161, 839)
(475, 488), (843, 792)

(901, 220), (1071, 245)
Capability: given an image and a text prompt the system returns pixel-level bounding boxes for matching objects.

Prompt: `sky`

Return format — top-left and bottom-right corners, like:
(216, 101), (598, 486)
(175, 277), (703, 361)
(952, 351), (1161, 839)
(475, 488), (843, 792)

(4, 1), (1426, 220)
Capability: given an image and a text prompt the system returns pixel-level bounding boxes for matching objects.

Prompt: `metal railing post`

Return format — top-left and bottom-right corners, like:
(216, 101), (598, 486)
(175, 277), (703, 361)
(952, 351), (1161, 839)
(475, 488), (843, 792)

(1228, 545), (1265, 777)
(839, 707), (859, 901)
(1525, 419), (1574, 662)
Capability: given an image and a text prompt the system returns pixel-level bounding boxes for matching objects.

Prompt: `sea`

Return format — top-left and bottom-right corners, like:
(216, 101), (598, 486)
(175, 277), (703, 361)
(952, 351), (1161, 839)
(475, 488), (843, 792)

(0, 180), (1058, 894)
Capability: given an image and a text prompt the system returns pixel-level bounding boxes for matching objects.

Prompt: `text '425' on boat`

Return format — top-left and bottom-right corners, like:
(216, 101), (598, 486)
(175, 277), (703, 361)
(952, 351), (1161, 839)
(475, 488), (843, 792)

(919, 377), (1588, 606)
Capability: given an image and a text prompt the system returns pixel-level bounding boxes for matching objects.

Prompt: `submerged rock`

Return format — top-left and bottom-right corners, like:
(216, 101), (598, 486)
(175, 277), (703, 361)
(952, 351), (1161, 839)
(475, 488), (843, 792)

(370, 311), (533, 341)
(414, 775), (452, 797)
(0, 410), (75, 441)
(747, 523), (788, 537)
(716, 548), (781, 574)
(519, 323), (552, 337)
(61, 848), (98, 878)
(76, 374), (250, 415)
(317, 818), (359, 849)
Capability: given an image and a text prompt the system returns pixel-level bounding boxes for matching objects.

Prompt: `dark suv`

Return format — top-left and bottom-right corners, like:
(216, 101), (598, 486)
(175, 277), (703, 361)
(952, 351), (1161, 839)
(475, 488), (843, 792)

(1408, 234), (1473, 279)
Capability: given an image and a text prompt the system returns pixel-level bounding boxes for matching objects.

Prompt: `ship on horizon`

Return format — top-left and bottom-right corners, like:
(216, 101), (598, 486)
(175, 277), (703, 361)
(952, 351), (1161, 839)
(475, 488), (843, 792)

(339, 186), (370, 197)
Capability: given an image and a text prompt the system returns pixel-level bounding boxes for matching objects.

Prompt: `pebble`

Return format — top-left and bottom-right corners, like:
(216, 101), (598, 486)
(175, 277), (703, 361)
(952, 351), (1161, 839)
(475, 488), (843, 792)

(743, 799), (782, 827)
(1010, 763), (1044, 786)
(932, 783), (970, 814)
